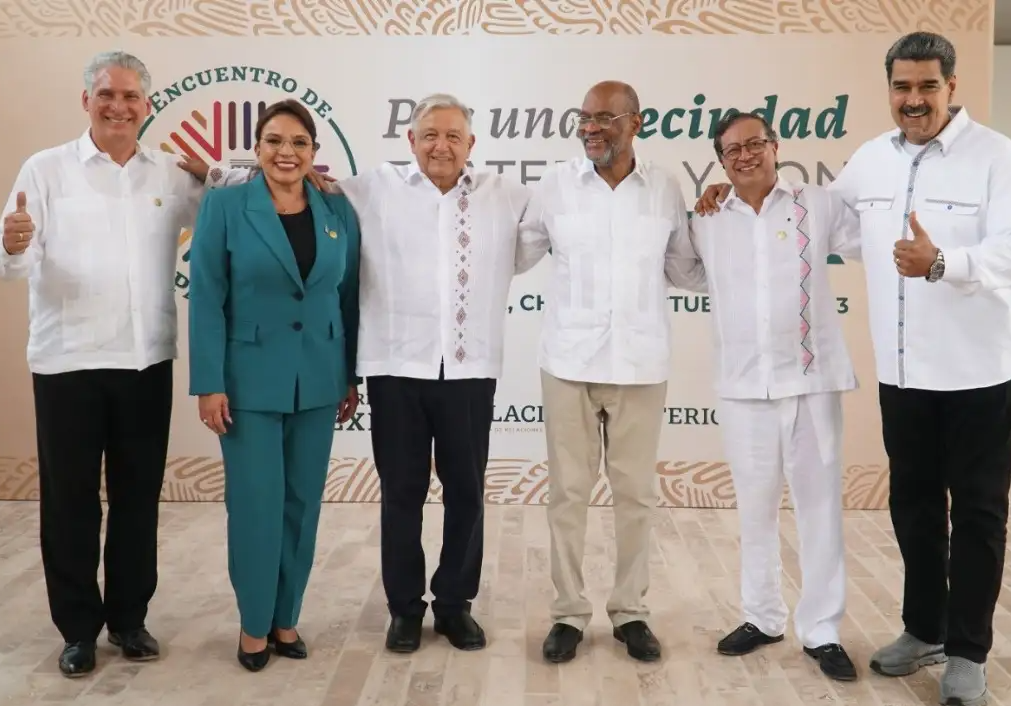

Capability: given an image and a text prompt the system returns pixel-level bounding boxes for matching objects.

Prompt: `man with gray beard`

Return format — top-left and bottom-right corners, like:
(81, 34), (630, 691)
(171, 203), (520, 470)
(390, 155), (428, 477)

(516, 80), (698, 664)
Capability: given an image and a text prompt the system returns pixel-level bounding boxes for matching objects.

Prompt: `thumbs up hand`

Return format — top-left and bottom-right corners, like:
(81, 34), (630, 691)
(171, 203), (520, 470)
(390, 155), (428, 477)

(2, 192), (35, 256)
(893, 211), (937, 278)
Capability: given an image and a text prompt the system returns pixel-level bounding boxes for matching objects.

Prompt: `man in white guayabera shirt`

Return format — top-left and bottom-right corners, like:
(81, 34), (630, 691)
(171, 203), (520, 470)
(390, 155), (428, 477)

(516, 80), (698, 665)
(0, 50), (232, 679)
(192, 93), (534, 655)
(671, 111), (862, 683)
(697, 31), (1011, 706)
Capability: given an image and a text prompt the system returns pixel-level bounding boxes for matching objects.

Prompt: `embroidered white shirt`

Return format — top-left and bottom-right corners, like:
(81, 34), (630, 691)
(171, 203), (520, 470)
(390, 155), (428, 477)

(0, 131), (216, 375)
(339, 162), (532, 380)
(516, 156), (693, 385)
(673, 177), (861, 400)
(830, 107), (1011, 391)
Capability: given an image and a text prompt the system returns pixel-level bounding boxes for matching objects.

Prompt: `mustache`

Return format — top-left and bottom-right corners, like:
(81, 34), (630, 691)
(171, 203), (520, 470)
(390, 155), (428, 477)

(901, 105), (930, 117)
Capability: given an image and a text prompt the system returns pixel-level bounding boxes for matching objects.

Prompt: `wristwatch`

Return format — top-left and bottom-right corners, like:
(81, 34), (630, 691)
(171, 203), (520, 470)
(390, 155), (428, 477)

(926, 248), (945, 282)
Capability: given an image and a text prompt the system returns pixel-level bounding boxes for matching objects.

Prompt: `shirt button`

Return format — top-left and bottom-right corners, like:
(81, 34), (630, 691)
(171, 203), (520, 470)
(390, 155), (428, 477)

(292, 322), (303, 331)
(294, 292), (304, 301)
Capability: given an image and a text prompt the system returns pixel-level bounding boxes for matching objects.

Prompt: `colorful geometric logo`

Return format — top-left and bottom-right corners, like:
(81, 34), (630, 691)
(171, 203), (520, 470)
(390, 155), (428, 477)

(138, 67), (356, 298)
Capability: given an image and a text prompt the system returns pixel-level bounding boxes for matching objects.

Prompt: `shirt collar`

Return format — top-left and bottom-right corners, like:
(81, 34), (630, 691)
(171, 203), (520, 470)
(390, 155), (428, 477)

(76, 130), (155, 164)
(724, 174), (796, 210)
(577, 153), (648, 181)
(890, 106), (970, 154)
(405, 159), (474, 190)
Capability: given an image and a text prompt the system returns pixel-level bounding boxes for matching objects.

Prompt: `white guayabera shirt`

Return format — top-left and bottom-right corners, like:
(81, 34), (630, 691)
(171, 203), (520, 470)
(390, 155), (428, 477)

(0, 132), (220, 374)
(516, 156), (695, 386)
(671, 176), (862, 401)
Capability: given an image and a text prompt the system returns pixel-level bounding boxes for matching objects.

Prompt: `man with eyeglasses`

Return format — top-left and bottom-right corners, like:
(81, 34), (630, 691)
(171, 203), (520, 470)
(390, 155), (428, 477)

(695, 32), (1011, 705)
(516, 80), (698, 664)
(670, 111), (861, 681)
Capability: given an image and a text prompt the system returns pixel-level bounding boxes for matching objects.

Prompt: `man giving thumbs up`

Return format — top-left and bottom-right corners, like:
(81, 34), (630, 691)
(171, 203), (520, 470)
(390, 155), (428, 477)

(892, 211), (944, 280)
(0, 50), (248, 680)
(2, 192), (34, 256)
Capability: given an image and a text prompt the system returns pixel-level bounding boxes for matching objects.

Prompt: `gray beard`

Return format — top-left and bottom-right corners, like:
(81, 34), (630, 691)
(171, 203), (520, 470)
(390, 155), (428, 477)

(583, 139), (615, 166)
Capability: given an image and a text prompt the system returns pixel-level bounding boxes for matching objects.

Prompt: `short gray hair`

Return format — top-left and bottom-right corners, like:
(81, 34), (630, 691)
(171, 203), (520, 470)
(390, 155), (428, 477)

(410, 93), (472, 133)
(84, 50), (152, 95)
(885, 32), (956, 81)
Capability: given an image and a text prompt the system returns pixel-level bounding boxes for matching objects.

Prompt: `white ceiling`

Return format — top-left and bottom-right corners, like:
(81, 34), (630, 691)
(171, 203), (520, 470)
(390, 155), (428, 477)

(996, 0), (1011, 44)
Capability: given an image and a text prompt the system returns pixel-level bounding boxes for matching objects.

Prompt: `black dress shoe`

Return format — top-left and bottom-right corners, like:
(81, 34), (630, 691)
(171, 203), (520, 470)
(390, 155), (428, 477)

(386, 615), (423, 653)
(58, 642), (96, 678)
(717, 622), (784, 656)
(267, 629), (308, 659)
(434, 612), (486, 651)
(804, 643), (858, 681)
(613, 620), (662, 662)
(108, 627), (160, 661)
(542, 623), (583, 663)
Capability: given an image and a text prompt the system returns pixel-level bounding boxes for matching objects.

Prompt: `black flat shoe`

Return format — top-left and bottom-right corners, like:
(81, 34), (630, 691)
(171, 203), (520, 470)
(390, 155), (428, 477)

(58, 642), (96, 678)
(108, 627), (160, 661)
(385, 615), (423, 653)
(717, 622), (784, 656)
(237, 635), (270, 672)
(268, 629), (308, 659)
(804, 643), (858, 681)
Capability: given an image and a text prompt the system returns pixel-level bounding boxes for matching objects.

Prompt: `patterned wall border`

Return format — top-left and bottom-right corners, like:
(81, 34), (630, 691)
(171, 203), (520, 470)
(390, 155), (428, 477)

(0, 456), (890, 508)
(0, 1), (990, 38)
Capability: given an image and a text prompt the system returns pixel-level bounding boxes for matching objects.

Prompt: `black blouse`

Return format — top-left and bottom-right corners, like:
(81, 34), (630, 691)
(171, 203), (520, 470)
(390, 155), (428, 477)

(279, 207), (316, 281)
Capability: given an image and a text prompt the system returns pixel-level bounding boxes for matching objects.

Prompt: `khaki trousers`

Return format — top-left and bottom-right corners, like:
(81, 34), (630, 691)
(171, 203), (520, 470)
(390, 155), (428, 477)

(541, 369), (667, 631)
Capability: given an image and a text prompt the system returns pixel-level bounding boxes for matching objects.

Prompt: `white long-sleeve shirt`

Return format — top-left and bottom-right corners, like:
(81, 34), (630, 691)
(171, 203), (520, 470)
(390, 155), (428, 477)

(0, 131), (215, 375)
(339, 162), (532, 380)
(830, 107), (1011, 391)
(672, 177), (861, 400)
(516, 156), (692, 385)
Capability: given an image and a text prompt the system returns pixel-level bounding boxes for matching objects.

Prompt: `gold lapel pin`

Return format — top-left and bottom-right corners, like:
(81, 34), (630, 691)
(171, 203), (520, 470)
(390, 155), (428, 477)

(776, 230), (787, 240)
(328, 229), (338, 239)
(154, 197), (162, 207)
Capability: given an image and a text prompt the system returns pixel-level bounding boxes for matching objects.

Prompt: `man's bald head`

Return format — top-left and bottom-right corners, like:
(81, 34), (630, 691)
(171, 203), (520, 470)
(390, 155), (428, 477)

(583, 80), (640, 114)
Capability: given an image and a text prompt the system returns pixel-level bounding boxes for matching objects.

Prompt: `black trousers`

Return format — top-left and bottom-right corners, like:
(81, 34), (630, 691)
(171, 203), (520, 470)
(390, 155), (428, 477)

(33, 360), (173, 643)
(879, 380), (1011, 663)
(368, 372), (496, 619)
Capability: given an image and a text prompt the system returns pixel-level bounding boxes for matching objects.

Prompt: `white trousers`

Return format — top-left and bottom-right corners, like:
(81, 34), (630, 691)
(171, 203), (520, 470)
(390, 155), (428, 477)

(718, 391), (846, 649)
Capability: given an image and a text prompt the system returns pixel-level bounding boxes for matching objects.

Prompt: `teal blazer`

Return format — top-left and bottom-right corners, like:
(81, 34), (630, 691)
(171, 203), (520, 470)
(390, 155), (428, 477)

(188, 173), (360, 414)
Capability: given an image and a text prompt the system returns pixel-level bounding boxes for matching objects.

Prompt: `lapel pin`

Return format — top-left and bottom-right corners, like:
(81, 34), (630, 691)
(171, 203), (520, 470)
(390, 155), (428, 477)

(777, 230), (787, 240)
(328, 229), (338, 239)
(154, 197), (162, 207)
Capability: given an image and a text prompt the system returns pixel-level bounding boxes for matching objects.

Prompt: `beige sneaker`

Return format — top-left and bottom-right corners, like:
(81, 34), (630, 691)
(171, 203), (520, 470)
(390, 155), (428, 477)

(869, 632), (946, 676)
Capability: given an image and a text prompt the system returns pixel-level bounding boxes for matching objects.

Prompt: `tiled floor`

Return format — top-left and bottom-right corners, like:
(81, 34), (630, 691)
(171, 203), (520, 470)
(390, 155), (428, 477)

(0, 500), (1007, 705)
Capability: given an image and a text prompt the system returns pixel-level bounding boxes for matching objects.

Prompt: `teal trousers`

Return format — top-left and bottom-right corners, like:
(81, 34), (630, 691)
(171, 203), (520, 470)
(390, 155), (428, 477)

(219, 403), (337, 638)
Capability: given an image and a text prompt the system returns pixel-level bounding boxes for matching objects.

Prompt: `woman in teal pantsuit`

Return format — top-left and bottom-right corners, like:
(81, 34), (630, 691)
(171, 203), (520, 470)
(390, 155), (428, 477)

(187, 99), (360, 672)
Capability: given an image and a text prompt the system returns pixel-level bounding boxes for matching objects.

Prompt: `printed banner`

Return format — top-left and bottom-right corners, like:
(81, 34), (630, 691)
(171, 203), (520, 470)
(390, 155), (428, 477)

(0, 1), (993, 508)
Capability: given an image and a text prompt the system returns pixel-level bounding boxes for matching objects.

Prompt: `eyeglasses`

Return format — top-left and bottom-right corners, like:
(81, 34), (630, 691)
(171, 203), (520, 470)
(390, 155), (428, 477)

(568, 112), (634, 132)
(260, 136), (318, 152)
(719, 138), (773, 161)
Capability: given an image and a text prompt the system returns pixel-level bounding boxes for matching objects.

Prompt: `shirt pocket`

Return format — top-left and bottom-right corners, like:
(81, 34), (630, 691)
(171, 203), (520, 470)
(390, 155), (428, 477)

(917, 195), (981, 247)
(552, 212), (600, 312)
(853, 196), (896, 261)
(625, 214), (670, 317)
(47, 197), (120, 350)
